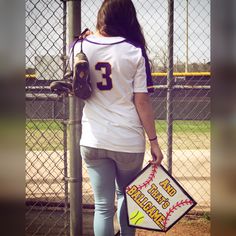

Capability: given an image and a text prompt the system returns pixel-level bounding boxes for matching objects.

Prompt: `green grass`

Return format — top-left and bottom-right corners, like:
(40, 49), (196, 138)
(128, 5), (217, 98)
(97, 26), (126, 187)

(26, 120), (64, 151)
(155, 120), (210, 133)
(26, 120), (63, 131)
(154, 120), (210, 150)
(26, 120), (210, 151)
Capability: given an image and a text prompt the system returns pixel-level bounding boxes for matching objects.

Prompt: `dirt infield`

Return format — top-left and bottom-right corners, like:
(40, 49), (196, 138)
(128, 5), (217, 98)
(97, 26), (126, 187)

(26, 149), (210, 211)
(26, 207), (210, 236)
(26, 148), (210, 235)
(136, 216), (210, 236)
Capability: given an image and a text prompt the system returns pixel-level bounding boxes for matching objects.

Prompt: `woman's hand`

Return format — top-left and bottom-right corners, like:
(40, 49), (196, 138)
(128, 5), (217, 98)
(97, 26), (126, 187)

(149, 141), (163, 166)
(79, 28), (94, 39)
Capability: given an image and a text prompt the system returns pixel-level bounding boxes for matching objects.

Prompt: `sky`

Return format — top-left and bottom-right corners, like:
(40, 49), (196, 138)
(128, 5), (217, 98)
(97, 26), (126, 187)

(26, 0), (210, 68)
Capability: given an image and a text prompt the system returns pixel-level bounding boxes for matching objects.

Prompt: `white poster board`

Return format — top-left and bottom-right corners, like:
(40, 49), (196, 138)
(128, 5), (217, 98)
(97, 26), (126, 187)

(125, 164), (196, 232)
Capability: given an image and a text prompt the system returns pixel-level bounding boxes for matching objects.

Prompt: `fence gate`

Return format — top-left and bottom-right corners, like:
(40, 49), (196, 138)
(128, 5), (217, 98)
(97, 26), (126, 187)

(26, 0), (69, 235)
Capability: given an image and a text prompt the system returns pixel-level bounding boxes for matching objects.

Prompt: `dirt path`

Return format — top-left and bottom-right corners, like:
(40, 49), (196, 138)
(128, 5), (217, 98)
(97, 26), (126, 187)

(136, 217), (210, 236)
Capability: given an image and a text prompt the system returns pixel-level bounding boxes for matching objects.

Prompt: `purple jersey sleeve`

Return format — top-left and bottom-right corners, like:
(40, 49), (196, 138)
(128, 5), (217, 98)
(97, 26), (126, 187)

(141, 47), (154, 93)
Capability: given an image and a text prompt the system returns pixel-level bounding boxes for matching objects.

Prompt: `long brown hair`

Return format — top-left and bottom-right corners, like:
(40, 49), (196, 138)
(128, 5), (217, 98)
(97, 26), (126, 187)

(96, 0), (147, 50)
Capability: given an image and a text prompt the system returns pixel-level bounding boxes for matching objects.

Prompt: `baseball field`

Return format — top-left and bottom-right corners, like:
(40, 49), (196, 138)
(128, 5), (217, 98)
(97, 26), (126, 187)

(26, 120), (210, 151)
(26, 119), (210, 235)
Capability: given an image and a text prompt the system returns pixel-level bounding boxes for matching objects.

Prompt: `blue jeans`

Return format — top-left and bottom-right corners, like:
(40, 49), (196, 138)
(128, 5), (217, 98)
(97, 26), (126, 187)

(81, 146), (144, 236)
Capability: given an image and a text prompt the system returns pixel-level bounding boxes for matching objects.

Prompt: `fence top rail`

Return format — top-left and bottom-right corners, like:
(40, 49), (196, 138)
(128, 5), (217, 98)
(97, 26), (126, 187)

(26, 93), (62, 101)
(25, 71), (211, 79)
(150, 85), (211, 89)
(152, 72), (211, 76)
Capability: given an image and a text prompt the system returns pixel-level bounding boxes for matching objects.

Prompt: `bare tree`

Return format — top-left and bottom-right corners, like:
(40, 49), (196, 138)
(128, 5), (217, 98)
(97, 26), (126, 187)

(152, 46), (168, 72)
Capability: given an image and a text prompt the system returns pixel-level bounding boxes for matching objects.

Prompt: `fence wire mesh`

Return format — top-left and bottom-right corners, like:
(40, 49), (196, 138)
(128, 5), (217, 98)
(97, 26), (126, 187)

(25, 0), (69, 235)
(26, 0), (210, 235)
(81, 0), (210, 212)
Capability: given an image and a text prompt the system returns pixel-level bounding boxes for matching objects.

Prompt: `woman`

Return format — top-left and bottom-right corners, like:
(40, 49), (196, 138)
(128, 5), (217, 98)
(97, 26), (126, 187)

(72, 0), (163, 235)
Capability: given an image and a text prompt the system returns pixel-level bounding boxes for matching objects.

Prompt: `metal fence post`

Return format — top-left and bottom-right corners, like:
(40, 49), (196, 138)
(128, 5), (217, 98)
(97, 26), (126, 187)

(62, 1), (70, 235)
(185, 0), (189, 72)
(167, 0), (174, 175)
(66, 1), (83, 235)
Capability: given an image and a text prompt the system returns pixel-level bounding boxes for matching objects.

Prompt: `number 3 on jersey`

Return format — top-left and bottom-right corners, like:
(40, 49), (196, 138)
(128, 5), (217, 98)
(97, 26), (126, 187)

(95, 62), (112, 90)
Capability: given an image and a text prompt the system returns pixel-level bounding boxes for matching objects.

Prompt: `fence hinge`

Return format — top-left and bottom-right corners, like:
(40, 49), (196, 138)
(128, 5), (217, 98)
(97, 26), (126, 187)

(61, 120), (69, 125)
(64, 177), (81, 183)
(68, 120), (82, 125)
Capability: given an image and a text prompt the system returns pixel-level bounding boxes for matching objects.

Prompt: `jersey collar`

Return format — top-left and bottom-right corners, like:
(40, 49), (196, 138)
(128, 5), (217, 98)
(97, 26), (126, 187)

(85, 35), (126, 45)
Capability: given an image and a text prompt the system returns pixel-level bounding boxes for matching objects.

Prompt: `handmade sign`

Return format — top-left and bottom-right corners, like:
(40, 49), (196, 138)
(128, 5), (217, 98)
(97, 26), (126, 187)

(125, 164), (197, 232)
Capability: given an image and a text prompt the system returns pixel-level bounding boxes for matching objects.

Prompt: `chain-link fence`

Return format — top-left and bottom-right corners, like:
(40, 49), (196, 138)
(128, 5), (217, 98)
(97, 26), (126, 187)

(81, 0), (210, 212)
(26, 0), (210, 235)
(25, 0), (69, 235)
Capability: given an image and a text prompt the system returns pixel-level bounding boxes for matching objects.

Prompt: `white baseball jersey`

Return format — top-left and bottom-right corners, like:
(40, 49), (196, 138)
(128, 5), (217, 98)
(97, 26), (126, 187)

(71, 34), (153, 153)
